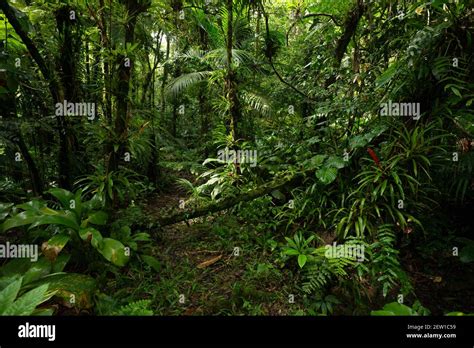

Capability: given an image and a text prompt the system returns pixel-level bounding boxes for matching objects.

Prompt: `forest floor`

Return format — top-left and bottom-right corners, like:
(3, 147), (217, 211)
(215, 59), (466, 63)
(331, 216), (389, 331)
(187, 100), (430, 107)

(99, 171), (473, 316)
(141, 190), (300, 314)
(97, 177), (301, 315)
(403, 244), (474, 315)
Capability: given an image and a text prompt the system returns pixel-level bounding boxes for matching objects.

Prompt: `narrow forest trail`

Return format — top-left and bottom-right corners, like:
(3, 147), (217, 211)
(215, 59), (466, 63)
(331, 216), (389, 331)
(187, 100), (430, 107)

(135, 176), (301, 315)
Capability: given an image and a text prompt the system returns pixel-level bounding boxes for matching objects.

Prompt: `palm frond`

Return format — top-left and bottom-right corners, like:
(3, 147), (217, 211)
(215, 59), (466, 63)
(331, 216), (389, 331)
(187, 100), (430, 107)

(166, 71), (213, 98)
(178, 48), (208, 61)
(205, 48), (253, 68)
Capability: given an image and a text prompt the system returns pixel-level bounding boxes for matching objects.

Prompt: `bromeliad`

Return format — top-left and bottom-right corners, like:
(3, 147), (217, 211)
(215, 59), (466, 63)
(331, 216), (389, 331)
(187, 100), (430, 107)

(367, 147), (382, 171)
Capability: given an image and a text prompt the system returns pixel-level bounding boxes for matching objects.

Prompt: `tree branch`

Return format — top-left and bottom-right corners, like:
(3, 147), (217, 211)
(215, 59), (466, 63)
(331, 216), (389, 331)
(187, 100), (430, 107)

(324, 0), (366, 88)
(260, 5), (316, 103)
(286, 13), (342, 45)
(0, 0), (61, 102)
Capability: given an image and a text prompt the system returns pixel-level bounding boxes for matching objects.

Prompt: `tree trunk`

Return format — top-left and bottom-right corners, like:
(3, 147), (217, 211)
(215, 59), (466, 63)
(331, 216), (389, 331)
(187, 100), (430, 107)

(225, 0), (242, 144)
(172, 102), (178, 138)
(0, 78), (44, 195)
(171, 62), (181, 138)
(107, 0), (149, 174)
(156, 169), (312, 227)
(146, 34), (163, 187)
(98, 0), (112, 123)
(56, 4), (81, 190)
(14, 134), (44, 196)
(198, 24), (210, 143)
(324, 0), (365, 88)
(161, 35), (170, 123)
(0, 0), (74, 190)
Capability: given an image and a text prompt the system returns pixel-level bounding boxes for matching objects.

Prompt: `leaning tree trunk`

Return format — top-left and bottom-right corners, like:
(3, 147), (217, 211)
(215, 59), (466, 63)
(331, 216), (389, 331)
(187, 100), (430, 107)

(0, 81), (44, 195)
(14, 133), (44, 195)
(324, 0), (366, 88)
(156, 169), (313, 227)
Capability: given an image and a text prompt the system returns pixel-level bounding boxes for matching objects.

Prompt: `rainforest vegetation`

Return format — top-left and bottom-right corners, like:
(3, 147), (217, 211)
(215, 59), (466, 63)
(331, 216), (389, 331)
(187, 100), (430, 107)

(0, 0), (473, 316)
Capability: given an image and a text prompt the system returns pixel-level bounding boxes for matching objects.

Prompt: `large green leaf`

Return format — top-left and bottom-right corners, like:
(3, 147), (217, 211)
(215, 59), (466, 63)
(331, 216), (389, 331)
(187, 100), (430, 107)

(0, 255), (69, 283)
(348, 123), (388, 150)
(82, 194), (103, 211)
(348, 135), (368, 149)
(3, 284), (55, 316)
(28, 273), (95, 309)
(283, 248), (299, 256)
(98, 238), (129, 266)
(0, 277), (22, 314)
(1, 210), (39, 232)
(371, 310), (397, 316)
(41, 234), (70, 261)
(86, 211), (108, 226)
(325, 156), (346, 169)
(270, 190), (286, 201)
(382, 302), (414, 315)
(298, 254), (307, 268)
(371, 302), (414, 316)
(47, 188), (75, 209)
(445, 312), (470, 316)
(141, 255), (161, 273)
(22, 257), (52, 285)
(79, 227), (103, 249)
(29, 212), (79, 231)
(316, 167), (338, 185)
(16, 200), (46, 212)
(0, 258), (32, 277)
(51, 254), (71, 273)
(303, 154), (326, 170)
(0, 203), (14, 221)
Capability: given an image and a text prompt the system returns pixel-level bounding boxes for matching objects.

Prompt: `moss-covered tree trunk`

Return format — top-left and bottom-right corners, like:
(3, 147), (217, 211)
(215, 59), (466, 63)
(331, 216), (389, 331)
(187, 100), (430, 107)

(107, 0), (150, 175)
(225, 0), (242, 144)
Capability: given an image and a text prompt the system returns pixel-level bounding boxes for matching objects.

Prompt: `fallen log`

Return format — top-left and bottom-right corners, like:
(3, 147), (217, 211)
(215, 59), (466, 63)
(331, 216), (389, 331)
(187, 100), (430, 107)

(157, 170), (312, 227)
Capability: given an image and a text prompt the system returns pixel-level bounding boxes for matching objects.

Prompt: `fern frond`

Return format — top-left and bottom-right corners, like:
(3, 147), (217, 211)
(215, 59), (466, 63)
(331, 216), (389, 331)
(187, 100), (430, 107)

(241, 91), (271, 116)
(303, 246), (356, 294)
(117, 299), (153, 316)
